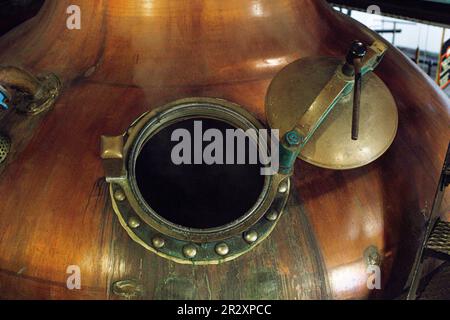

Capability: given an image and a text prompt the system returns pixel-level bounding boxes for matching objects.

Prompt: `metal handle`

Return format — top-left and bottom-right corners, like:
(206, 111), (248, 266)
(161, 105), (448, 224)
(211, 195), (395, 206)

(101, 135), (126, 181)
(345, 41), (367, 140)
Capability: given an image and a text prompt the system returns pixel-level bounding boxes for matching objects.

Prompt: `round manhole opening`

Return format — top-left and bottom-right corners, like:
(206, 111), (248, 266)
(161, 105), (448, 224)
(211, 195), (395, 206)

(103, 98), (290, 264)
(134, 117), (266, 230)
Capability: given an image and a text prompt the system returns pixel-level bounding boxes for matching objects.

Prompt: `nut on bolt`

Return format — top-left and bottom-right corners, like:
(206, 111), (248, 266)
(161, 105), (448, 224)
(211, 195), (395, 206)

(285, 130), (302, 147)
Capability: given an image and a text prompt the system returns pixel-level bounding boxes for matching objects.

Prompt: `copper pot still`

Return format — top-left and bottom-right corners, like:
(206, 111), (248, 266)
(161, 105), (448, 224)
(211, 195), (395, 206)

(0, 0), (448, 300)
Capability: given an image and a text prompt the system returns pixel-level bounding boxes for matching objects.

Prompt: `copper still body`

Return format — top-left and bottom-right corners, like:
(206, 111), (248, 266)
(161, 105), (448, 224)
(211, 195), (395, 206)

(0, 0), (448, 299)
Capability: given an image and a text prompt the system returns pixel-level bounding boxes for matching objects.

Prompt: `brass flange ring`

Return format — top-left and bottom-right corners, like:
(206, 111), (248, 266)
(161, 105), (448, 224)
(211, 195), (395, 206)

(103, 97), (290, 264)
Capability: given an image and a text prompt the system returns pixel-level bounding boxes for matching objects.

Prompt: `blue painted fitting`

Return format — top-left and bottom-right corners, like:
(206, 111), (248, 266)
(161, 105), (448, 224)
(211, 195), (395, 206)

(279, 131), (303, 174)
(285, 130), (302, 147)
(0, 91), (9, 110)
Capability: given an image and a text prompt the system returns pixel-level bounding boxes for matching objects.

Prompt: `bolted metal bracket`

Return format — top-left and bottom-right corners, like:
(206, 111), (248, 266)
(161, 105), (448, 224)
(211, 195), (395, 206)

(364, 245), (381, 267)
(100, 135), (125, 181)
(112, 279), (144, 299)
(13, 73), (61, 115)
(0, 66), (61, 115)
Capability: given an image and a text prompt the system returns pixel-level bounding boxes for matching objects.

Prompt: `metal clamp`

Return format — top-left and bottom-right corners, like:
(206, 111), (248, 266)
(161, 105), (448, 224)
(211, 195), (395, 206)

(0, 66), (61, 115)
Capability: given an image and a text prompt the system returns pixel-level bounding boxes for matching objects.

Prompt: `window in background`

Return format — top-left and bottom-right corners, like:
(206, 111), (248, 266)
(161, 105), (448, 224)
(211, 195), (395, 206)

(334, 6), (450, 96)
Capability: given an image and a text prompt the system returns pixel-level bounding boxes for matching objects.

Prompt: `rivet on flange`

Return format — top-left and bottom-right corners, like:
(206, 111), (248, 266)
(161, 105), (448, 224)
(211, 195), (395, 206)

(215, 243), (230, 256)
(152, 236), (165, 249)
(278, 180), (288, 193)
(183, 244), (197, 258)
(114, 189), (126, 201)
(266, 210), (279, 221)
(244, 231), (258, 244)
(128, 216), (140, 229)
